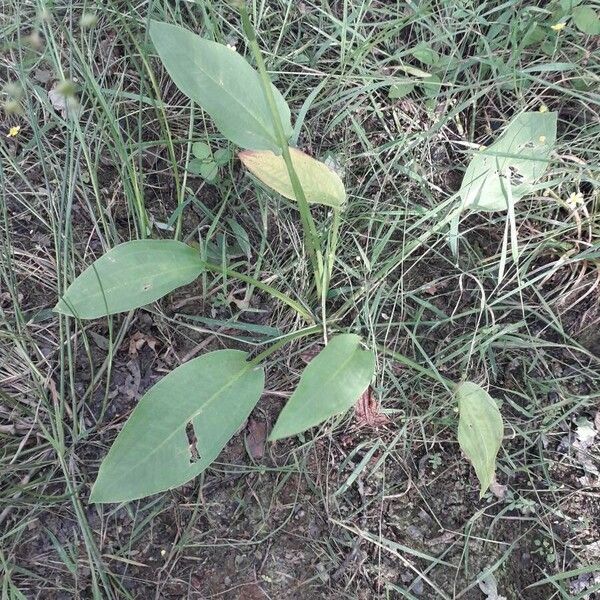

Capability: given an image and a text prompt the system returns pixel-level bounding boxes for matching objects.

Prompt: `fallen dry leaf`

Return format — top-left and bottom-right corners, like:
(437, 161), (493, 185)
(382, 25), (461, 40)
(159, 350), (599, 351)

(48, 86), (68, 116)
(48, 84), (81, 119)
(478, 572), (507, 600)
(34, 68), (52, 84)
(128, 332), (158, 357)
(489, 474), (508, 500)
(355, 386), (390, 428)
(246, 419), (267, 460)
(426, 531), (456, 548)
(424, 282), (440, 295)
(123, 359), (141, 400)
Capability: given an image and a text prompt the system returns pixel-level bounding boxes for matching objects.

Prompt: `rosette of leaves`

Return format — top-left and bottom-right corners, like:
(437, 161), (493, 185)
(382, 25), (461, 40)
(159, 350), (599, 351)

(55, 19), (506, 504)
(187, 142), (232, 182)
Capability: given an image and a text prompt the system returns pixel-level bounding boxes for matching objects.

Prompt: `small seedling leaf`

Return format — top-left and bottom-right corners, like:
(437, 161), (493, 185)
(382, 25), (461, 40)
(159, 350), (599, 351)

(522, 23), (547, 47)
(422, 74), (442, 98)
(214, 147), (232, 166)
(90, 350), (264, 502)
(269, 334), (375, 440)
(456, 381), (504, 497)
(389, 81), (415, 99)
(227, 218), (252, 258)
(54, 240), (204, 319)
(192, 142), (211, 160)
(572, 6), (600, 35)
(239, 147), (346, 209)
(459, 111), (557, 212)
(188, 158), (207, 174)
(410, 42), (439, 66)
(149, 21), (292, 152)
(199, 161), (218, 181)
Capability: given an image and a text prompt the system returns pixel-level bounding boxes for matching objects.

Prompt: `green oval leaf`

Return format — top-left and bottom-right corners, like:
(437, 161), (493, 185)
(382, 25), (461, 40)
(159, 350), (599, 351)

(389, 81), (415, 99)
(149, 21), (292, 152)
(456, 382), (504, 498)
(422, 74), (442, 98)
(54, 240), (203, 319)
(573, 6), (600, 35)
(459, 111), (557, 212)
(269, 334), (375, 441)
(91, 350), (264, 503)
(192, 141), (211, 160)
(239, 147), (346, 208)
(410, 42), (439, 66)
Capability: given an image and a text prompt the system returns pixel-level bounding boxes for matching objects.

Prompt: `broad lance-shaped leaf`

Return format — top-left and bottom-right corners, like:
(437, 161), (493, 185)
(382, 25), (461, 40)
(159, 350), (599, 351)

(90, 350), (264, 503)
(54, 240), (203, 319)
(269, 334), (375, 440)
(459, 111), (557, 212)
(149, 21), (292, 153)
(239, 148), (346, 209)
(456, 382), (504, 497)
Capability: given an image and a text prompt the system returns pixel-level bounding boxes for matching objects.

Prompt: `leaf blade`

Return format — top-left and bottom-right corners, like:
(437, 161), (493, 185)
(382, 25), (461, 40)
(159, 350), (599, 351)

(269, 334), (375, 440)
(456, 382), (504, 497)
(388, 81), (415, 99)
(149, 21), (292, 152)
(573, 6), (600, 35)
(459, 111), (557, 212)
(90, 350), (264, 503)
(54, 240), (204, 319)
(239, 147), (346, 209)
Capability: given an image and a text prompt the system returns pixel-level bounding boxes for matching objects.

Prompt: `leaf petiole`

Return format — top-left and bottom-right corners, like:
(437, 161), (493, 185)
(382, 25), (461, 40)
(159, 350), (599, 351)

(248, 324), (323, 366)
(201, 259), (314, 323)
(239, 5), (325, 299)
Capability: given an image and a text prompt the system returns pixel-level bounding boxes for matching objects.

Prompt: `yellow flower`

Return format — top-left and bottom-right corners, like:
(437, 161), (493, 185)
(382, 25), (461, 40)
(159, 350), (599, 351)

(539, 104), (548, 113)
(7, 125), (21, 137)
(551, 22), (566, 31)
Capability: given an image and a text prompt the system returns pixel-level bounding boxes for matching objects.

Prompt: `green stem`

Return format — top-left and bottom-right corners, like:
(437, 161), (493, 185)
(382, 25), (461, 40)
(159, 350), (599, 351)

(176, 105), (195, 240)
(320, 207), (341, 342)
(239, 5), (324, 297)
(249, 324), (323, 366)
(202, 260), (314, 323)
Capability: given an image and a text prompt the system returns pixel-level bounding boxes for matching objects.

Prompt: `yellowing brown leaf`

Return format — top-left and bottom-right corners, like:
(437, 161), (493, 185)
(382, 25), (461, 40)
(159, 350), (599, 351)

(355, 386), (390, 428)
(239, 147), (346, 209)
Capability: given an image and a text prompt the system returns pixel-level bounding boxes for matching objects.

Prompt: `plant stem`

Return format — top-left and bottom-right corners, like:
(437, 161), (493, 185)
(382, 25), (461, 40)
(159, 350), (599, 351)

(249, 324), (323, 366)
(202, 260), (314, 323)
(239, 5), (324, 298)
(320, 207), (341, 342)
(176, 105), (195, 240)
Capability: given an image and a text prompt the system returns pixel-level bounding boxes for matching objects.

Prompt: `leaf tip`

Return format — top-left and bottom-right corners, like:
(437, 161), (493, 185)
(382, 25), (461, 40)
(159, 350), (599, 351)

(148, 19), (178, 46)
(148, 19), (161, 37)
(88, 483), (105, 504)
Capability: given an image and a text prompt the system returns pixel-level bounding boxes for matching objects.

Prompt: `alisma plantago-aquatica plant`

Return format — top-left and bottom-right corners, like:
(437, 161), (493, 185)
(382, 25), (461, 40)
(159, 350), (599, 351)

(55, 4), (557, 503)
